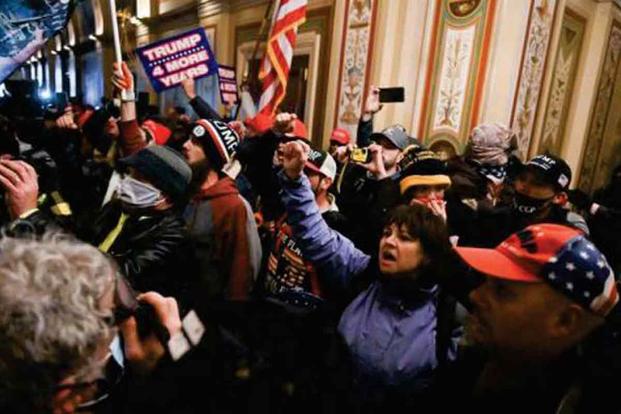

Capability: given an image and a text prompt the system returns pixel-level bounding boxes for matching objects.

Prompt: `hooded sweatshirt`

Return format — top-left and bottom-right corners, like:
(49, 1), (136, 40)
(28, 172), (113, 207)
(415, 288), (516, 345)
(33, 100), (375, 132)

(184, 177), (262, 301)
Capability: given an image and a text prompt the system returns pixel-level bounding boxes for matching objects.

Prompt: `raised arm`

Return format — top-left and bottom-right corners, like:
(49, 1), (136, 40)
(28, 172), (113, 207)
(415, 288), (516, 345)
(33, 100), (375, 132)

(279, 142), (370, 288)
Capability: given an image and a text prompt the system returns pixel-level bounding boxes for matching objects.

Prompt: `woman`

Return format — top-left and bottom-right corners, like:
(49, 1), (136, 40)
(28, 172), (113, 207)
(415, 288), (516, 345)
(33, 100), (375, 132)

(277, 141), (461, 407)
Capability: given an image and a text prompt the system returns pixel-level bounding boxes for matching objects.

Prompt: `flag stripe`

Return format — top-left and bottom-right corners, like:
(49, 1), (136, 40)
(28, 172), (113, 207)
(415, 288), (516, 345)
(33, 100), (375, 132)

(257, 0), (307, 115)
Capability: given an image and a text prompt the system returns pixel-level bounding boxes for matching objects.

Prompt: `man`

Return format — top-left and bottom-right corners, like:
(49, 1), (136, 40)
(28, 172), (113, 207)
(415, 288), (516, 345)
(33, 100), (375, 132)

(183, 118), (262, 301)
(0, 234), (181, 413)
(476, 153), (588, 247)
(87, 145), (197, 306)
(336, 124), (411, 255)
(436, 223), (621, 411)
(329, 127), (351, 157)
(447, 123), (517, 209)
(265, 146), (347, 310)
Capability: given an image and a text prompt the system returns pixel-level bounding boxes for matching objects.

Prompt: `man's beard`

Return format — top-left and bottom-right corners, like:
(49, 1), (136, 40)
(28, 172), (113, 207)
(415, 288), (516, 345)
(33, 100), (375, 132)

(189, 159), (210, 196)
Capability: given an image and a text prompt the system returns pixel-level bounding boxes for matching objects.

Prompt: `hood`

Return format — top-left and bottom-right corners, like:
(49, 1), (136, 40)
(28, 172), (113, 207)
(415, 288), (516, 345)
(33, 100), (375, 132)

(199, 177), (239, 199)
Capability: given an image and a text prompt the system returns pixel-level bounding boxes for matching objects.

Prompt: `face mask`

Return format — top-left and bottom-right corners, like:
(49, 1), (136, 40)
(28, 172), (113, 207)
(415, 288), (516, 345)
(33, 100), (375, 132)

(117, 176), (163, 208)
(513, 192), (553, 216)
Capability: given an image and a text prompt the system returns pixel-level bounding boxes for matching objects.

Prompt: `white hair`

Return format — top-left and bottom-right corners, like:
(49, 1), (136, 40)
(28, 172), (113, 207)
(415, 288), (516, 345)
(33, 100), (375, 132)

(0, 232), (115, 413)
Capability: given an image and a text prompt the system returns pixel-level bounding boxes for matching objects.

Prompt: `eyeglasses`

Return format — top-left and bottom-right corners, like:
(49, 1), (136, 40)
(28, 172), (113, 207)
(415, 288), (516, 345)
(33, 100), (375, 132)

(55, 346), (125, 410)
(55, 273), (135, 410)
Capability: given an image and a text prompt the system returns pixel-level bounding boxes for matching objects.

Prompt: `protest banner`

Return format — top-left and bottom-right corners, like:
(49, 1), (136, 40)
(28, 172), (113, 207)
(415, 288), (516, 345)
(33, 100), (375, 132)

(217, 65), (239, 106)
(136, 28), (218, 93)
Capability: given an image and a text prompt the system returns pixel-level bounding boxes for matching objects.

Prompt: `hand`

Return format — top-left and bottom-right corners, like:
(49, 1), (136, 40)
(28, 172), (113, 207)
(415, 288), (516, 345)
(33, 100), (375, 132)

(180, 76), (197, 100)
(14, 29), (45, 63)
(427, 198), (448, 222)
(120, 292), (182, 376)
(358, 143), (387, 179)
(0, 160), (39, 220)
(111, 62), (134, 92)
(273, 112), (297, 135)
(282, 141), (309, 180)
(334, 144), (354, 164)
(55, 105), (78, 130)
(362, 86), (383, 121)
(486, 181), (504, 205)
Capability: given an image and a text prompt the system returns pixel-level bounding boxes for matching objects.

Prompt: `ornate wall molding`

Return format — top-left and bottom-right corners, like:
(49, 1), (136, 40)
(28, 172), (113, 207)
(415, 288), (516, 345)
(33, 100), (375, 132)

(418, 0), (497, 153)
(578, 22), (621, 193)
(510, 0), (559, 159)
(333, 0), (378, 139)
(538, 8), (585, 156)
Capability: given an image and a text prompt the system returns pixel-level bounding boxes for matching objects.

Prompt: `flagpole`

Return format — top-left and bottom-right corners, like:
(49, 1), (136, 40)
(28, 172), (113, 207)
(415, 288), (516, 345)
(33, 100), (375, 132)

(108, 0), (132, 100)
(108, 0), (122, 64)
(247, 0), (277, 91)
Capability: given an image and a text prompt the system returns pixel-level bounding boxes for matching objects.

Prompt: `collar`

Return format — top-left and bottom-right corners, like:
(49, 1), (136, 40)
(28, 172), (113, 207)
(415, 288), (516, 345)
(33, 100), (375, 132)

(376, 279), (438, 311)
(319, 193), (339, 214)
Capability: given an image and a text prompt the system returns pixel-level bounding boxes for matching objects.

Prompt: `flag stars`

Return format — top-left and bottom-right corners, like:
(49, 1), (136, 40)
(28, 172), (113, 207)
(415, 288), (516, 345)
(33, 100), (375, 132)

(565, 262), (576, 271)
(548, 272), (556, 280)
(548, 256), (558, 264)
(586, 271), (595, 279)
(579, 251), (589, 260)
(584, 291), (591, 298)
(566, 282), (573, 291)
(597, 260), (606, 269)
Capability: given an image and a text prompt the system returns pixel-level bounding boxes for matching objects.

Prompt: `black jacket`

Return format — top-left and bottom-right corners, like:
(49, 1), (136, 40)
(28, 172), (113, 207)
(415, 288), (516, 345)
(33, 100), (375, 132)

(84, 201), (198, 307)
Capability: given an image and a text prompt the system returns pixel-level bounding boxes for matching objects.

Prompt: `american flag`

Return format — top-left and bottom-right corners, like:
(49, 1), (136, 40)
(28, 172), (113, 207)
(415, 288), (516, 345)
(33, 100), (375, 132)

(257, 0), (308, 115)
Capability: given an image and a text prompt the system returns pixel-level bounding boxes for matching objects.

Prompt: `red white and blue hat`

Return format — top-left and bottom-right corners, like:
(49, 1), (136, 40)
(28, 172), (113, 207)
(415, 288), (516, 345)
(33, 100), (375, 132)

(456, 224), (619, 317)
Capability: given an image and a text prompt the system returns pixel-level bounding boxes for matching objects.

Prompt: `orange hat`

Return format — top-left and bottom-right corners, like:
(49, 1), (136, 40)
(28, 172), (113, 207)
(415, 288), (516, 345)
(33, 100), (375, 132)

(142, 120), (172, 145)
(244, 113), (274, 135)
(330, 128), (350, 145)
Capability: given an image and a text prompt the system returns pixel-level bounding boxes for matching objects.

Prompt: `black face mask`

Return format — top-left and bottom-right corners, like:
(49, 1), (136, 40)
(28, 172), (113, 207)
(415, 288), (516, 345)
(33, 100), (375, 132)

(513, 192), (554, 216)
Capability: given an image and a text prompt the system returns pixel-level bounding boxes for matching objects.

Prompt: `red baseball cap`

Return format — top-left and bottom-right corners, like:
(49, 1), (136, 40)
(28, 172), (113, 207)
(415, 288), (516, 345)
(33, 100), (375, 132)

(456, 223), (618, 316)
(330, 128), (350, 145)
(285, 118), (308, 141)
(244, 113), (274, 135)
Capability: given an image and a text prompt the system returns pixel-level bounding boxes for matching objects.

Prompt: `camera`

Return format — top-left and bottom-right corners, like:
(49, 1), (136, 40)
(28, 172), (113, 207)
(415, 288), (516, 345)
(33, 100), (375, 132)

(114, 274), (171, 345)
(350, 147), (372, 164)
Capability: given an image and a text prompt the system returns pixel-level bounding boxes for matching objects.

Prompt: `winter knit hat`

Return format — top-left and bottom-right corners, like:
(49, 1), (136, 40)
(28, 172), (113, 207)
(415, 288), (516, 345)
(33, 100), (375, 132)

(118, 146), (192, 201)
(399, 150), (451, 194)
(191, 119), (240, 169)
(468, 123), (516, 167)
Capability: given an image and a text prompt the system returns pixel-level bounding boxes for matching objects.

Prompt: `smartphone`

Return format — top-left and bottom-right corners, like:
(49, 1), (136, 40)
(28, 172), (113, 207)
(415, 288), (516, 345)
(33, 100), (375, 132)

(379, 87), (405, 103)
(350, 147), (372, 164)
(56, 92), (68, 110)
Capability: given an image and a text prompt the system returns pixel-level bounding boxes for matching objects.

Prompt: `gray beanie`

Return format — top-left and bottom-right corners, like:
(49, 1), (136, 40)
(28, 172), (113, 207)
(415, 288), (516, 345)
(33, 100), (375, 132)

(118, 145), (192, 201)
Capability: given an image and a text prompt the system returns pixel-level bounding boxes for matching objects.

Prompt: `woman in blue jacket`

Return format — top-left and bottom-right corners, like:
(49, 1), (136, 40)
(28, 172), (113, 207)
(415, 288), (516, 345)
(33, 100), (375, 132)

(276, 141), (462, 406)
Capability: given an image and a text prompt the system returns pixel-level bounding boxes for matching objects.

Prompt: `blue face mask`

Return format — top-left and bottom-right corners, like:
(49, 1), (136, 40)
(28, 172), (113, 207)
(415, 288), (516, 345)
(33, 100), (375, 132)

(117, 176), (163, 208)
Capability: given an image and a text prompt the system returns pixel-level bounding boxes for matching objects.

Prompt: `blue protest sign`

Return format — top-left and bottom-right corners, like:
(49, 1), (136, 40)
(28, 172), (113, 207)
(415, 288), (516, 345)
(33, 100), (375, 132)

(217, 65), (239, 105)
(136, 28), (218, 93)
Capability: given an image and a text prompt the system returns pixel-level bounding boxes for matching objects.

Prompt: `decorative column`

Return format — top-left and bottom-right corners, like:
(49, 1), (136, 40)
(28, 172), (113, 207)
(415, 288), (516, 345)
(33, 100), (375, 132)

(510, 0), (559, 159)
(333, 0), (378, 139)
(418, 0), (497, 154)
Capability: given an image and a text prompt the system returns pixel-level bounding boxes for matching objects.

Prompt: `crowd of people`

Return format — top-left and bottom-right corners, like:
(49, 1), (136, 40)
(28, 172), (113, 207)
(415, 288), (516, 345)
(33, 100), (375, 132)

(0, 62), (620, 413)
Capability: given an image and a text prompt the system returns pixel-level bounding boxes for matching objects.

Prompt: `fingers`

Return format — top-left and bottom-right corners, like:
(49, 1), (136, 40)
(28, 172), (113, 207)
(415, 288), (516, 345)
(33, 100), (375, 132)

(1, 160), (36, 184)
(137, 292), (182, 335)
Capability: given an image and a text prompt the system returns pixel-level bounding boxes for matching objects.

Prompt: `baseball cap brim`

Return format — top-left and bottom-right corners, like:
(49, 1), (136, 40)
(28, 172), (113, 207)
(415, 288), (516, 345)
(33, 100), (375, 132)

(304, 161), (324, 176)
(370, 132), (395, 146)
(454, 247), (541, 283)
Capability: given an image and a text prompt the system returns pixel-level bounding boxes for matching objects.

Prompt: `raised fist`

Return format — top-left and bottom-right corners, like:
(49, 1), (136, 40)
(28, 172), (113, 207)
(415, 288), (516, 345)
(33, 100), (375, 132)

(282, 140), (309, 180)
